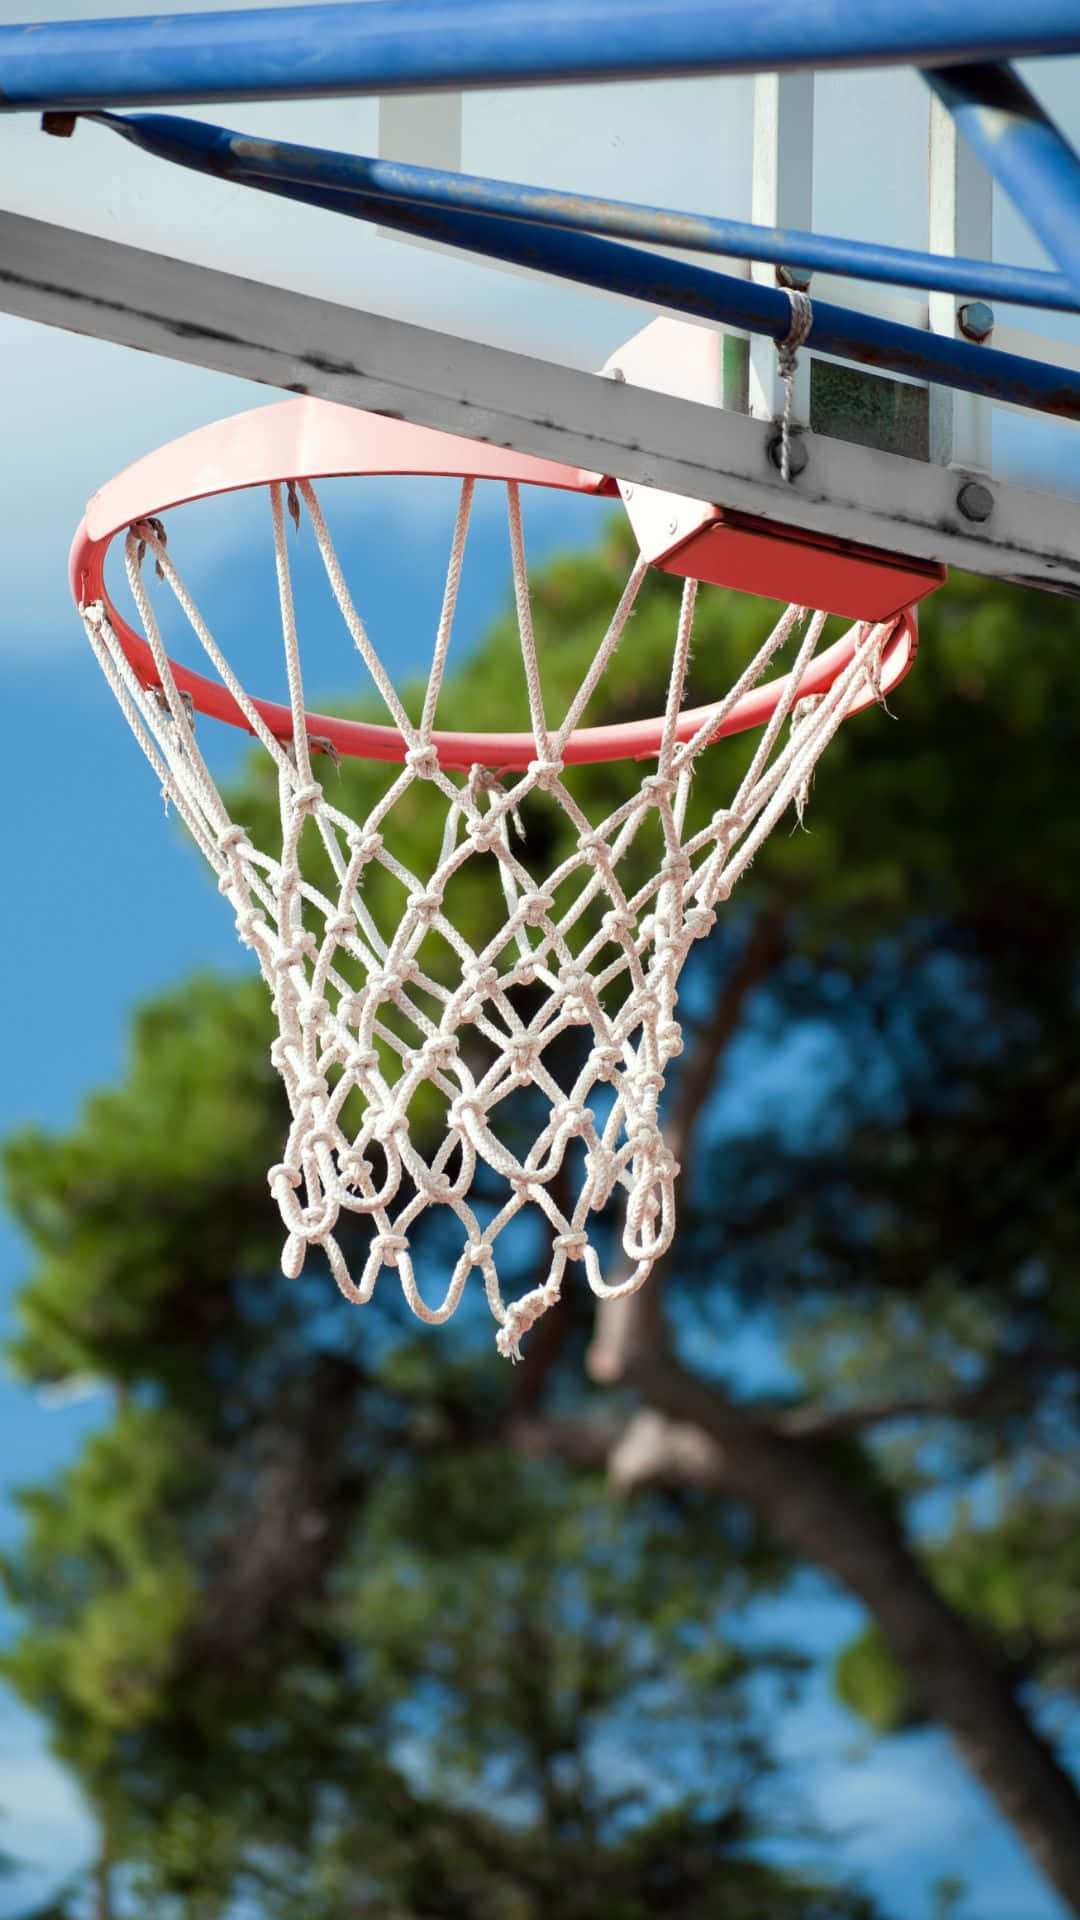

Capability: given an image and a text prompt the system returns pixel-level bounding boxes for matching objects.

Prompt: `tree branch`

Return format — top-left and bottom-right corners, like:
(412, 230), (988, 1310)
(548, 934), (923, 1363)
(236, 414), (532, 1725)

(775, 1341), (1068, 1437)
(622, 1347), (1080, 1919)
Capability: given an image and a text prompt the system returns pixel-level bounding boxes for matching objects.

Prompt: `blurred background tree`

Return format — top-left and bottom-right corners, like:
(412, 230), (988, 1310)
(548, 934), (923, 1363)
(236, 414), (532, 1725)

(4, 525), (1080, 1917)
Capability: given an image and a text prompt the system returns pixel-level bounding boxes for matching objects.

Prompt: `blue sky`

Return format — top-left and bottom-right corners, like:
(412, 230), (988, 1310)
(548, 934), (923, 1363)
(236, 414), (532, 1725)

(1, 9), (1079, 1914)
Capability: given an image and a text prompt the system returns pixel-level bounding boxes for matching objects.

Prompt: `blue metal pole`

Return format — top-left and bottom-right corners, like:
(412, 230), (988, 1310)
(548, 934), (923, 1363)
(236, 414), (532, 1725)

(66, 111), (1080, 419)
(924, 63), (1080, 304)
(97, 111), (1072, 314)
(4, 0), (1080, 112)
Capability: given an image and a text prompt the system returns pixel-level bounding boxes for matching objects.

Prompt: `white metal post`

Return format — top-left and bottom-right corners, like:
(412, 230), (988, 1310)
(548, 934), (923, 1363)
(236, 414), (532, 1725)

(377, 93), (462, 169)
(377, 94), (462, 246)
(928, 92), (993, 471)
(749, 71), (815, 427)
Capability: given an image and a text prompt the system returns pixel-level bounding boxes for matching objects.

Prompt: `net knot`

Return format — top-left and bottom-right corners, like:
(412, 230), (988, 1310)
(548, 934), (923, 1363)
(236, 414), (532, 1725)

(553, 1229), (589, 1259)
(513, 889), (554, 930)
(640, 772), (676, 805)
(507, 1039), (538, 1081)
(406, 888), (443, 926)
(290, 781), (323, 815)
(528, 755), (563, 791)
(508, 1169), (546, 1199)
(555, 1102), (594, 1139)
(628, 1122), (663, 1156)
(449, 1094), (487, 1135)
(577, 829), (613, 859)
(274, 934), (319, 971)
(460, 964), (500, 1015)
(601, 906), (637, 941)
(236, 908), (268, 945)
(216, 823), (250, 855)
(658, 1020), (684, 1060)
(267, 1162), (302, 1193)
(588, 1042), (624, 1081)
(404, 742), (441, 780)
(345, 1047), (380, 1077)
(324, 911), (356, 940)
(711, 805), (746, 839)
(365, 969), (397, 999)
(372, 1231), (409, 1266)
(348, 827), (383, 863)
(296, 1073), (329, 1104)
(660, 851), (692, 887)
(467, 812), (508, 853)
(421, 1033), (460, 1072)
(684, 905), (716, 942)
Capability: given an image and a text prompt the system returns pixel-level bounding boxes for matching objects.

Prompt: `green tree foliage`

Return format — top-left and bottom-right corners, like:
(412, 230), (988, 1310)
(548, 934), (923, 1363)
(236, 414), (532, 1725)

(5, 516), (1080, 1915)
(2, 1023), (870, 1914)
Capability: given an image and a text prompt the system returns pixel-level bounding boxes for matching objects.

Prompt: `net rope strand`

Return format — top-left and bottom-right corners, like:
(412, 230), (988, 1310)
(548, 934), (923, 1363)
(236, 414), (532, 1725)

(80, 478), (894, 1358)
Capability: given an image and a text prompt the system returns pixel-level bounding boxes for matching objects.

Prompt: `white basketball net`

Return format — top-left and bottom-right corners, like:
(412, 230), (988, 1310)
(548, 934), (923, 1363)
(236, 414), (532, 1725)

(81, 477), (894, 1357)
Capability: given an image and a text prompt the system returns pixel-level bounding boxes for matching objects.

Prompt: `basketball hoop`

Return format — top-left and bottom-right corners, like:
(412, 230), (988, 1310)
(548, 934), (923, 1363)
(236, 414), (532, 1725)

(72, 397), (932, 1357)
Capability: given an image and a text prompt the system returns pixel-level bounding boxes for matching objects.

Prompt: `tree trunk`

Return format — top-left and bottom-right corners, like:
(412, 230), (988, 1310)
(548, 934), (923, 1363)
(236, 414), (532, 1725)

(93, 1831), (114, 1920)
(630, 1350), (1080, 1917)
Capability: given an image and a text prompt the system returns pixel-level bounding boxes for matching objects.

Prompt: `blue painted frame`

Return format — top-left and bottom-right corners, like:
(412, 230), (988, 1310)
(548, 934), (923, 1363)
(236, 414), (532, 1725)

(7, 1), (1080, 416)
(3, 1), (1080, 105)
(68, 109), (1080, 421)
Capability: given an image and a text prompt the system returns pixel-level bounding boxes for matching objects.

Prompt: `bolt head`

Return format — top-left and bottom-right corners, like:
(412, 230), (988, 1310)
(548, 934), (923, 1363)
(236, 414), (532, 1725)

(777, 263), (813, 293)
(956, 479), (994, 523)
(958, 300), (994, 343)
(667, 517), (679, 536)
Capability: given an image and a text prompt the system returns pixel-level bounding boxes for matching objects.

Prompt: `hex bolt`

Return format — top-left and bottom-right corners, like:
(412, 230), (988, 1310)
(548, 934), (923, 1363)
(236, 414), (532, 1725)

(767, 430), (809, 480)
(958, 300), (994, 343)
(41, 111), (77, 137)
(606, 365), (626, 382)
(777, 263), (813, 293)
(957, 480), (994, 523)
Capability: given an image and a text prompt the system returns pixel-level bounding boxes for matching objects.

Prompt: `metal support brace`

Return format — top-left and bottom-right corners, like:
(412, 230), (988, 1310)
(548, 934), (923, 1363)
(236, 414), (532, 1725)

(3, 1), (1080, 111)
(928, 92), (993, 471)
(924, 62), (1080, 303)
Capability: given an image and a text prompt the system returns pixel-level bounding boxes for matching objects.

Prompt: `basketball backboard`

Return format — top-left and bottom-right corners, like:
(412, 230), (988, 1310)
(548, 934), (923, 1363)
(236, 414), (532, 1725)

(1, 3), (1079, 595)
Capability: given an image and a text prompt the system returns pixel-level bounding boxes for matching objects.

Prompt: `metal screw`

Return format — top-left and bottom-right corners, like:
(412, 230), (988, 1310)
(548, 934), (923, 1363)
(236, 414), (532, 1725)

(958, 300), (994, 343)
(667, 517), (679, 536)
(777, 263), (813, 293)
(956, 479), (994, 522)
(767, 430), (809, 480)
(607, 365), (627, 382)
(623, 484), (634, 499)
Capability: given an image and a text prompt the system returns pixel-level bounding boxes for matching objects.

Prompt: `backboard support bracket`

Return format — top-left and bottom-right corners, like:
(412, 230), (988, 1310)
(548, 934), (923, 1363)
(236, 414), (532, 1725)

(3, 206), (1079, 597)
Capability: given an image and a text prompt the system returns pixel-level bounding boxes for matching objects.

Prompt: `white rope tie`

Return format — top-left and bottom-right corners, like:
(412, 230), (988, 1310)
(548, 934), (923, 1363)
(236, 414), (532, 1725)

(81, 479), (893, 1358)
(777, 288), (813, 483)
